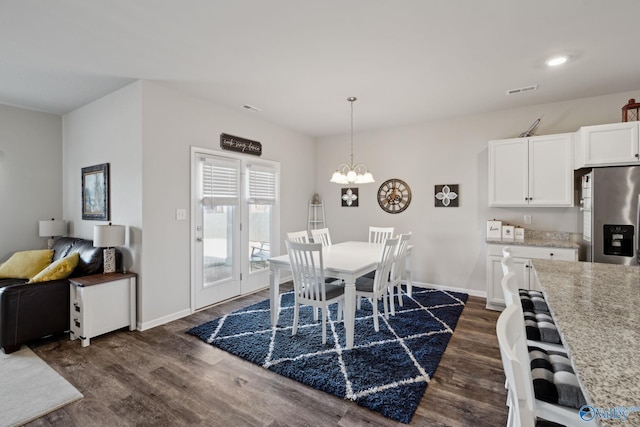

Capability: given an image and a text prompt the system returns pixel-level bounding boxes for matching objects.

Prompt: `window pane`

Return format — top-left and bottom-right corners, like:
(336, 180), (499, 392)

(203, 205), (234, 283)
(249, 204), (271, 273)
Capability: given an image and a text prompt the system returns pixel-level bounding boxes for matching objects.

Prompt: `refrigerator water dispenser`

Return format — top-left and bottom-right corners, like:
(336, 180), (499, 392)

(603, 224), (634, 257)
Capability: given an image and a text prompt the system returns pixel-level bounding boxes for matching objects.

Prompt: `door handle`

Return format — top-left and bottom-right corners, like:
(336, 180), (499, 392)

(196, 237), (203, 242)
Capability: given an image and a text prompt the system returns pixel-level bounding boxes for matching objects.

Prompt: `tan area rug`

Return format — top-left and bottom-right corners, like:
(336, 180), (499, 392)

(0, 346), (82, 427)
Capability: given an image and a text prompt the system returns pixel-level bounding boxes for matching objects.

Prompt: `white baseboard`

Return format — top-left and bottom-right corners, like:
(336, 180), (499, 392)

(137, 279), (486, 331)
(138, 308), (192, 331)
(410, 281), (487, 299)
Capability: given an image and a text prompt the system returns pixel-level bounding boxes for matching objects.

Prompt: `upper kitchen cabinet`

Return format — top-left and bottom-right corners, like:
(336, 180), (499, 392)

(488, 133), (574, 207)
(575, 121), (640, 168)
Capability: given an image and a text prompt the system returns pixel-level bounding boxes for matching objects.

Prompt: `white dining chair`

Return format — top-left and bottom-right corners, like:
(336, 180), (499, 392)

(286, 240), (345, 344)
(501, 253), (516, 277)
(496, 303), (588, 427)
(311, 228), (332, 247)
(287, 230), (309, 243)
(368, 226), (394, 243)
(502, 272), (564, 353)
(388, 232), (411, 315)
(355, 237), (399, 332)
(310, 228), (343, 286)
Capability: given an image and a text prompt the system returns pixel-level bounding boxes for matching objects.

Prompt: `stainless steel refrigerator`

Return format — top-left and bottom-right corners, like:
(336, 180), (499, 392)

(580, 165), (640, 264)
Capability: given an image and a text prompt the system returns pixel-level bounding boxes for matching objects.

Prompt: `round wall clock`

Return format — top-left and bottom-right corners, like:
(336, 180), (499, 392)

(377, 178), (412, 214)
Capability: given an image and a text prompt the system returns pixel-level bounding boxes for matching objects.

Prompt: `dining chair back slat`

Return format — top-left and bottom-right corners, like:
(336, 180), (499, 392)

(501, 253), (515, 277)
(389, 232), (411, 315)
(368, 226), (394, 243)
(501, 271), (519, 307)
(311, 228), (332, 247)
(287, 230), (309, 243)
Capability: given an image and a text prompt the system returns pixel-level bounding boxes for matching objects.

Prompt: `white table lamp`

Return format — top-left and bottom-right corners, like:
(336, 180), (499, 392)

(94, 223), (126, 273)
(39, 218), (67, 249)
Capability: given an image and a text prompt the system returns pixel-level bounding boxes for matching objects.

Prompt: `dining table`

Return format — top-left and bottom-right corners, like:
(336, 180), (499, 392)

(268, 240), (413, 350)
(532, 259), (640, 426)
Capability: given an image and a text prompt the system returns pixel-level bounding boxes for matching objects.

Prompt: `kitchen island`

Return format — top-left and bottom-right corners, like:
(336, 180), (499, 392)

(532, 259), (640, 425)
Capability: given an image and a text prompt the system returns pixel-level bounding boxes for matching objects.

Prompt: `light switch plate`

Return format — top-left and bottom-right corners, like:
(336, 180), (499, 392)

(524, 214), (532, 225)
(176, 209), (187, 220)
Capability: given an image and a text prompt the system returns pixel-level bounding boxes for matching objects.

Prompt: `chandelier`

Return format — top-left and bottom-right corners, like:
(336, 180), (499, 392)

(329, 97), (375, 184)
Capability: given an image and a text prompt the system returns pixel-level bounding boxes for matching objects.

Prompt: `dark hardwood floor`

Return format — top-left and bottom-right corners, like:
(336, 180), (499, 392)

(27, 284), (508, 427)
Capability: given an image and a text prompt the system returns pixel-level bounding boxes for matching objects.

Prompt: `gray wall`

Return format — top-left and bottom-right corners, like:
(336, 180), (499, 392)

(0, 104), (62, 261)
(62, 81), (316, 329)
(3, 85), (639, 327)
(316, 89), (640, 295)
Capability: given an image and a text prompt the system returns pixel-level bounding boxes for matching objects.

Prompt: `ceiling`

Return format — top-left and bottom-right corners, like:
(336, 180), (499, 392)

(1, 0), (639, 137)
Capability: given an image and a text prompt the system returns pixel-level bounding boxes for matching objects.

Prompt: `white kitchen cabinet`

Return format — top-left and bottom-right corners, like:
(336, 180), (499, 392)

(488, 133), (574, 207)
(486, 243), (578, 310)
(574, 121), (640, 168)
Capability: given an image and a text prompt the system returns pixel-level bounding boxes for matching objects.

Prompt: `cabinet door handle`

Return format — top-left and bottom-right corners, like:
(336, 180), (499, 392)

(549, 253), (554, 257)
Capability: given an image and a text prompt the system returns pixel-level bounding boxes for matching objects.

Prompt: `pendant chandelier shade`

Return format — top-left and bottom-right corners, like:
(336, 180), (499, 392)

(329, 97), (375, 185)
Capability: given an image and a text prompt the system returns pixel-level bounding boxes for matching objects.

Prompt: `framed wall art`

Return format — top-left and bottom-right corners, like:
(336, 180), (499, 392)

(435, 184), (459, 207)
(341, 188), (359, 207)
(82, 163), (110, 220)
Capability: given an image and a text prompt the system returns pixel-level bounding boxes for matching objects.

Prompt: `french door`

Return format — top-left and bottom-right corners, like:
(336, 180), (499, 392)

(191, 149), (280, 310)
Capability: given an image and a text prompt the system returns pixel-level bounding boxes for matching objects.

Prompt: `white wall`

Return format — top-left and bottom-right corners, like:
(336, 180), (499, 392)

(316, 89), (640, 295)
(63, 81), (143, 272)
(139, 81), (316, 327)
(63, 81), (316, 329)
(0, 104), (62, 261)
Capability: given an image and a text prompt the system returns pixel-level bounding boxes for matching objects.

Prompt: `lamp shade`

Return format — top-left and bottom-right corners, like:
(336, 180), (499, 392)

(93, 224), (126, 248)
(39, 219), (66, 237)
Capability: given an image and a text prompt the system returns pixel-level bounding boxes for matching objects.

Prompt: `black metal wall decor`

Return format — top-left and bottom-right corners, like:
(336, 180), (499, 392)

(341, 188), (359, 207)
(435, 184), (459, 207)
(220, 133), (262, 156)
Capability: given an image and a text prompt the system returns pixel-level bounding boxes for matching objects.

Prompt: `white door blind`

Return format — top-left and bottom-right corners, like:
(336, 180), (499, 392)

(247, 164), (277, 205)
(201, 156), (240, 206)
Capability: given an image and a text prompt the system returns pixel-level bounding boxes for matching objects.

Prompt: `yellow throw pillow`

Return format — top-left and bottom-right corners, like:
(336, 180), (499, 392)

(0, 249), (54, 279)
(28, 252), (80, 283)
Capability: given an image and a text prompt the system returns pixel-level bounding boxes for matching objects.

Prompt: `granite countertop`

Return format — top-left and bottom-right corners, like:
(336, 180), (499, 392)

(532, 259), (640, 425)
(486, 230), (580, 249)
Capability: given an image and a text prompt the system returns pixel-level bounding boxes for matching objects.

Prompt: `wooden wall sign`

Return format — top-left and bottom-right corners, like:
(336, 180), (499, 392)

(220, 133), (262, 156)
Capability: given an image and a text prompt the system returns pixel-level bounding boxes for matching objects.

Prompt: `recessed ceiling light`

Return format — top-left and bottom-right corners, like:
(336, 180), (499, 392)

(545, 55), (568, 67)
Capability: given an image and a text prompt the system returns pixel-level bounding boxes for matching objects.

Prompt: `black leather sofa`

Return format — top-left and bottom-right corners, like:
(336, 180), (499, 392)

(0, 237), (121, 354)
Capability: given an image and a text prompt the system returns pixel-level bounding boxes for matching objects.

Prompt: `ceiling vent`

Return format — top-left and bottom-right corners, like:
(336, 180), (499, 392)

(241, 104), (261, 112)
(505, 85), (538, 95)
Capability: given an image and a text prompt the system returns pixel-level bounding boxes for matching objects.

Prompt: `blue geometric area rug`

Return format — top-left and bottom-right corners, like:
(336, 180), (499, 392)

(187, 287), (468, 423)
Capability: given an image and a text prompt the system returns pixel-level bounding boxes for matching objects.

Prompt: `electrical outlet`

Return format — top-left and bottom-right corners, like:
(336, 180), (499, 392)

(524, 214), (532, 225)
(176, 208), (187, 220)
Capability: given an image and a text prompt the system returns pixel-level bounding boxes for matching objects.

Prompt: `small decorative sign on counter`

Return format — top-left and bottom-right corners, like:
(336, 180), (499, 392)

(515, 227), (525, 241)
(220, 133), (262, 156)
(487, 220), (502, 239)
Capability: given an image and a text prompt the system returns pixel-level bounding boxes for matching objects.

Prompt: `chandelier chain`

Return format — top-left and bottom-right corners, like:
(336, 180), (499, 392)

(350, 97), (355, 166)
